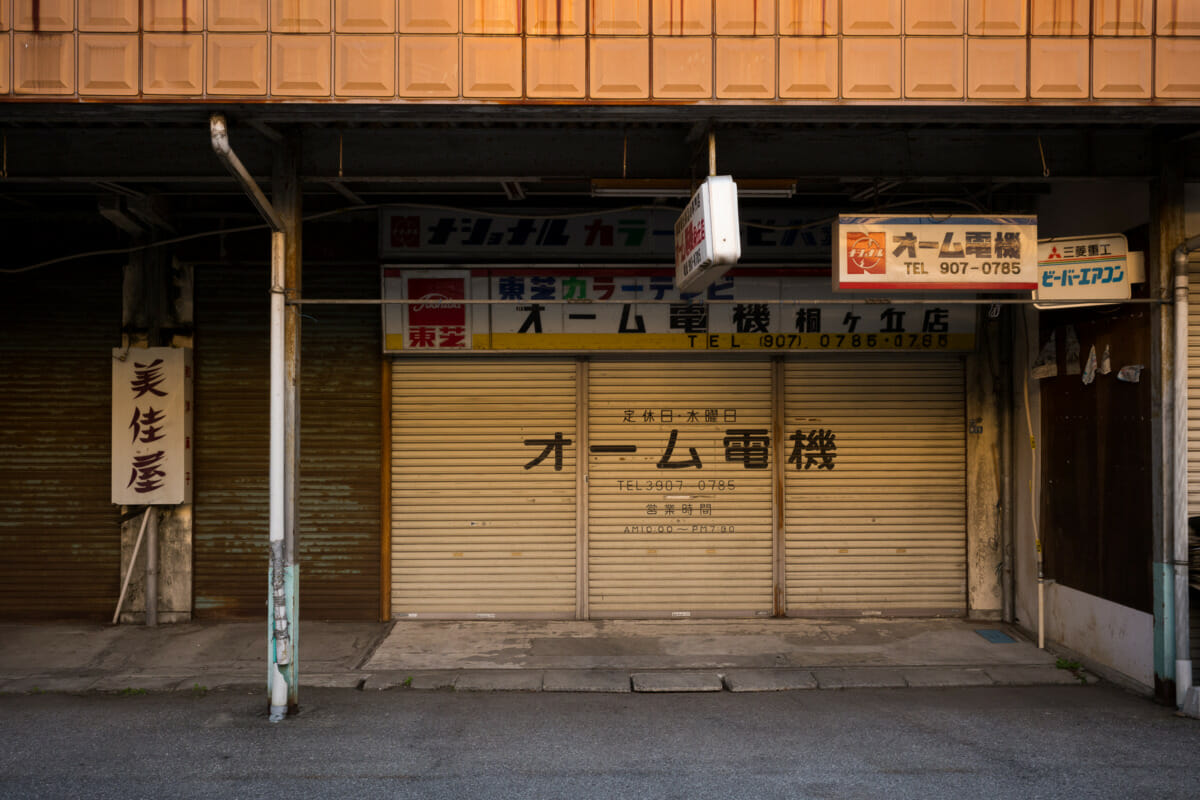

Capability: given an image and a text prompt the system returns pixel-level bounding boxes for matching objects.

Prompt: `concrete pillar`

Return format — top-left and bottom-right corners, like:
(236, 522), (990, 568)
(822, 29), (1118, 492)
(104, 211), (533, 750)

(117, 250), (194, 624)
(966, 308), (1005, 619)
(1150, 140), (1186, 703)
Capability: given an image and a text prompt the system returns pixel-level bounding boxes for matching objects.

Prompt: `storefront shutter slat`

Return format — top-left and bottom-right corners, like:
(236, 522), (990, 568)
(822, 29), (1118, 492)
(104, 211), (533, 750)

(390, 358), (578, 617)
(194, 263), (380, 619)
(1186, 259), (1200, 516)
(0, 263), (122, 620)
(784, 357), (967, 616)
(587, 360), (774, 618)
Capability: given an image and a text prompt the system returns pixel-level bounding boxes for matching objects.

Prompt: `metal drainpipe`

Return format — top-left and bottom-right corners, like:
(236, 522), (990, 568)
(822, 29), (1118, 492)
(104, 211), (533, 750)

(210, 114), (292, 722)
(1172, 234), (1200, 712)
(1000, 309), (1015, 623)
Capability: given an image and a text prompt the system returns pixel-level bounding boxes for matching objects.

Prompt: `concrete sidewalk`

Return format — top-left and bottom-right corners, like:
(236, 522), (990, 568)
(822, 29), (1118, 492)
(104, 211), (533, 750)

(0, 618), (1094, 694)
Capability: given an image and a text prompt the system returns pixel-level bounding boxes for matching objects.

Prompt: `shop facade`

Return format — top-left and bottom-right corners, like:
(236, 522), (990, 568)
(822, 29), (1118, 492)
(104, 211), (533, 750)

(1, 1), (1199, 708)
(382, 264), (980, 620)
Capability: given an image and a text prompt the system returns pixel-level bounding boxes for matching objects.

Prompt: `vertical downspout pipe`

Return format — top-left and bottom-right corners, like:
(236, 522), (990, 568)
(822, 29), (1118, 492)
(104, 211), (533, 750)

(1000, 309), (1015, 623)
(210, 114), (292, 722)
(1172, 235), (1200, 713)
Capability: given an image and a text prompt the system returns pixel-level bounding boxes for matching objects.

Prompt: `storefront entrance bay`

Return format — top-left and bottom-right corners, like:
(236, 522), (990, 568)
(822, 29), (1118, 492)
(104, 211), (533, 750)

(389, 356), (966, 619)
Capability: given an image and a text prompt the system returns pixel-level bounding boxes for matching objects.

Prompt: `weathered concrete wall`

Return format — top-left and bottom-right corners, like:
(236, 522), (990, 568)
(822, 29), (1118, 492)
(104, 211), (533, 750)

(117, 506), (192, 625)
(1046, 582), (1155, 689)
(966, 312), (1004, 619)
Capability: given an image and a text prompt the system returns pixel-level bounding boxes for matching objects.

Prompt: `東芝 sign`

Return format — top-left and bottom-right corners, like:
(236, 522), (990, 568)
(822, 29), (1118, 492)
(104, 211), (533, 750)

(1035, 234), (1131, 308)
(382, 270), (977, 353)
(112, 347), (193, 506)
(834, 214), (1038, 292)
(675, 176), (741, 292)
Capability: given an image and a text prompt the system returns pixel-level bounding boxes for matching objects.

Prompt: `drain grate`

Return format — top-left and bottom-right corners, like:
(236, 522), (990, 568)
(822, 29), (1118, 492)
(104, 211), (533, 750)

(975, 628), (1016, 644)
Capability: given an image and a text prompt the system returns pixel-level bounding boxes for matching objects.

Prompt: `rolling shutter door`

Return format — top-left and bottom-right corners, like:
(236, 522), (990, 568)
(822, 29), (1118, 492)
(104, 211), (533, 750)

(193, 263), (269, 617)
(1188, 258), (1200, 515)
(588, 360), (774, 617)
(295, 268), (381, 619)
(195, 262), (381, 619)
(0, 262), (122, 620)
(391, 358), (577, 617)
(784, 358), (966, 616)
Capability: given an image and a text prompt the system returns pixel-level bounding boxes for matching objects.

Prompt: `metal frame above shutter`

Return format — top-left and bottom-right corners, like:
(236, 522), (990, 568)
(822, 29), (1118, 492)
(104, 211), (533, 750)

(587, 359), (775, 618)
(784, 357), (967, 616)
(391, 358), (577, 618)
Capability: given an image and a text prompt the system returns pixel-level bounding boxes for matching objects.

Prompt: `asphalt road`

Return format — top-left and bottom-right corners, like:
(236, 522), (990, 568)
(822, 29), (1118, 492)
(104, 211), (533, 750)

(1, 684), (1197, 799)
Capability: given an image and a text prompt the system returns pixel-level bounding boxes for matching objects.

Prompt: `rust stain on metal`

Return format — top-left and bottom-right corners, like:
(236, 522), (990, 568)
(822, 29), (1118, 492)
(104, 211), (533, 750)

(32, 0), (41, 33)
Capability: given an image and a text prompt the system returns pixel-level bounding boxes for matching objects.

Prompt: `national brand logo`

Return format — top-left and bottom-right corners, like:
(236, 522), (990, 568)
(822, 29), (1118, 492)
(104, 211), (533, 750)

(846, 232), (886, 274)
(408, 277), (467, 326)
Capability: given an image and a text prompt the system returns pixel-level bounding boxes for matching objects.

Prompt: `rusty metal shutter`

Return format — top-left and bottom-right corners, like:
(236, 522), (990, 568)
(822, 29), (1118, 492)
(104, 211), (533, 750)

(193, 263), (269, 617)
(0, 262), (123, 620)
(194, 263), (381, 619)
(784, 357), (966, 616)
(390, 358), (578, 617)
(587, 359), (774, 618)
(296, 268), (382, 619)
(1188, 258), (1200, 515)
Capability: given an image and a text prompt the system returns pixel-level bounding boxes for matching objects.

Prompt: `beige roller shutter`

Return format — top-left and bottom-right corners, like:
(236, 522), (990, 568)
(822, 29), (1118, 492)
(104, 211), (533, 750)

(391, 358), (577, 617)
(1188, 258), (1200, 516)
(588, 360), (774, 617)
(784, 358), (966, 616)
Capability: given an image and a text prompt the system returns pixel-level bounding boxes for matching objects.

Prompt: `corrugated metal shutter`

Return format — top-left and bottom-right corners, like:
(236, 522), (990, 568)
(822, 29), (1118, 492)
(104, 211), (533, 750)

(0, 261), (123, 619)
(587, 360), (774, 617)
(1188, 258), (1200, 516)
(195, 262), (381, 619)
(784, 358), (966, 616)
(296, 268), (381, 619)
(390, 358), (577, 617)
(193, 263), (269, 617)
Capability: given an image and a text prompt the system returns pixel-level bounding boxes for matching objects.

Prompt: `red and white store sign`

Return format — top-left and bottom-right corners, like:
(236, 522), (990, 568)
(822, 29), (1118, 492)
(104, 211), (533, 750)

(834, 214), (1038, 292)
(387, 270), (471, 350)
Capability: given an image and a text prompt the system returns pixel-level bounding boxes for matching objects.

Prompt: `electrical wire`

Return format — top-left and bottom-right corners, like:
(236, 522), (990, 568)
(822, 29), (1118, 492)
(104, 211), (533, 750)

(0, 221), (270, 275)
(2, 195), (990, 275)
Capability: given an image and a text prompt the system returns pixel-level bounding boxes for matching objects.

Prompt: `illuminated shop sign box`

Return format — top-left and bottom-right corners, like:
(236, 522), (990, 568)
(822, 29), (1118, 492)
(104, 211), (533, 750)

(1034, 234), (1132, 309)
(834, 214), (1038, 292)
(675, 176), (742, 293)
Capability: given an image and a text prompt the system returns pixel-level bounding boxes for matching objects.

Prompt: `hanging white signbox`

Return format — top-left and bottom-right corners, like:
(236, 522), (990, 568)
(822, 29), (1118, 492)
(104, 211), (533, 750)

(834, 214), (1038, 292)
(675, 176), (741, 292)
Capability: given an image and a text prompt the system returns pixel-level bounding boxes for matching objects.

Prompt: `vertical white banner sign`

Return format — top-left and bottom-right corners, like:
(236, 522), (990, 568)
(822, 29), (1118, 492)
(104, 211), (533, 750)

(112, 347), (193, 505)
